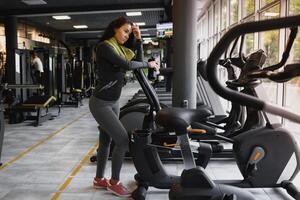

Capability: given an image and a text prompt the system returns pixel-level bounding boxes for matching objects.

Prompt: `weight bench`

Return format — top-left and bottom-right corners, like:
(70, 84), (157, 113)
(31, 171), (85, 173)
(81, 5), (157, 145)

(62, 89), (83, 107)
(11, 95), (59, 126)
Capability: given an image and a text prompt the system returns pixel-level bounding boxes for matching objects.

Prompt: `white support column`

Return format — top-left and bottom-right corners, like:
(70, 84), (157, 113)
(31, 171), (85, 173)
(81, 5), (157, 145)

(172, 0), (198, 108)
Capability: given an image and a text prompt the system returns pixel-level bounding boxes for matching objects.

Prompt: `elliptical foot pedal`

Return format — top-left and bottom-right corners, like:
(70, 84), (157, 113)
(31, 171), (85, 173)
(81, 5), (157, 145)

(223, 194), (237, 200)
(212, 194), (237, 200)
(131, 182), (149, 200)
(211, 143), (224, 153)
(90, 155), (97, 163)
(281, 181), (300, 199)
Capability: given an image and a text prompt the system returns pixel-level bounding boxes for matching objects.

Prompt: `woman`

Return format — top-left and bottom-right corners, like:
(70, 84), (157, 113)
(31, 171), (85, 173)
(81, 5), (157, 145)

(89, 16), (159, 197)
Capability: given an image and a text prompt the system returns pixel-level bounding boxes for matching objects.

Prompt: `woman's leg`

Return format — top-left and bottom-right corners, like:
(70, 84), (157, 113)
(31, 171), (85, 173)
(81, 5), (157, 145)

(89, 96), (112, 179)
(95, 126), (111, 178)
(89, 97), (128, 181)
(109, 101), (129, 181)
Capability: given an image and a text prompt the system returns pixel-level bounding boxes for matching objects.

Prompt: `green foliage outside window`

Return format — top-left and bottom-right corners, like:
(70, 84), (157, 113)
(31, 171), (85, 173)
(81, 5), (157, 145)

(261, 0), (276, 8)
(288, 0), (300, 86)
(284, 0), (300, 129)
(221, 0), (227, 30)
(230, 0), (238, 25)
(244, 0), (255, 17)
(289, 0), (300, 62)
(214, 3), (219, 33)
(261, 5), (280, 66)
(289, 0), (300, 15)
(291, 36), (300, 62)
(262, 30), (279, 66)
(245, 33), (254, 55)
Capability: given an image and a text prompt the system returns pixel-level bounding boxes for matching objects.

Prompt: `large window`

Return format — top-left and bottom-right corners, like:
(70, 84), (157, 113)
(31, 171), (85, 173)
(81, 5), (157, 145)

(200, 41), (208, 58)
(291, 36), (300, 61)
(263, 82), (279, 104)
(260, 5), (280, 105)
(243, 0), (255, 17)
(260, 4), (280, 66)
(209, 38), (214, 53)
(214, 2), (220, 46)
(230, 0), (238, 25)
(243, 16), (255, 55)
(221, 0), (227, 30)
(285, 79), (300, 132)
(209, 8), (214, 37)
(209, 7), (214, 53)
(245, 33), (255, 55)
(214, 2), (220, 34)
(289, 0), (300, 15)
(261, 0), (277, 8)
(285, 0), (300, 132)
(200, 16), (209, 58)
(289, 0), (300, 61)
(261, 29), (280, 66)
(290, 30), (300, 62)
(198, 0), (300, 135)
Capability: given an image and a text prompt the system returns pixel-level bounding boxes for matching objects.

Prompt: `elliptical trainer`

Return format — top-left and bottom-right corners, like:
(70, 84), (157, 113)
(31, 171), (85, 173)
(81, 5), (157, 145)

(165, 15), (300, 200)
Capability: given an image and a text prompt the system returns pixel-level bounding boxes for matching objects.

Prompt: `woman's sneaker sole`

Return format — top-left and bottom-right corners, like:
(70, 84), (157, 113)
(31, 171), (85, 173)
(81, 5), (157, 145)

(93, 178), (109, 189)
(107, 187), (131, 197)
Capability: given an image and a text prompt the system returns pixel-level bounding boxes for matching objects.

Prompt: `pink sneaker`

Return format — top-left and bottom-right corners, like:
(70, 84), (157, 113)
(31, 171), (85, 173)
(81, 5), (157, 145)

(93, 177), (109, 189)
(107, 182), (131, 197)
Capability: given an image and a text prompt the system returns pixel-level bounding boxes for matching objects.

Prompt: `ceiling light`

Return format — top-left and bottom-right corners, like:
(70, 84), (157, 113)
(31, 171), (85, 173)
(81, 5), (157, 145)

(135, 22), (146, 26)
(52, 15), (71, 20)
(21, 0), (47, 5)
(141, 33), (150, 36)
(73, 25), (88, 29)
(126, 12), (142, 16)
(156, 22), (173, 30)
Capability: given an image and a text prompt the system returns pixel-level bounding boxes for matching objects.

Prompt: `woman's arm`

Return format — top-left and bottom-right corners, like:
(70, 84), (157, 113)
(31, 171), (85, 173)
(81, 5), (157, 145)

(98, 43), (149, 70)
(134, 39), (143, 62)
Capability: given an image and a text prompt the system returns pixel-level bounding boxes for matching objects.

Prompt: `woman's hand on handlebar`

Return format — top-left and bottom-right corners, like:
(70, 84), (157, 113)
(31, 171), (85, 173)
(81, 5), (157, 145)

(148, 61), (160, 71)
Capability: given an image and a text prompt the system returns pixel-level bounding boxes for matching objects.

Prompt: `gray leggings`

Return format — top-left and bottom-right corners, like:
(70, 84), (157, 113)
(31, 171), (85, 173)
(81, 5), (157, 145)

(89, 95), (129, 180)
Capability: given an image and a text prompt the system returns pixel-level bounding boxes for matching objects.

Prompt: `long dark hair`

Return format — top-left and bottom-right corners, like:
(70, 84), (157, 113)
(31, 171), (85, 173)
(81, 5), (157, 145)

(99, 16), (135, 49)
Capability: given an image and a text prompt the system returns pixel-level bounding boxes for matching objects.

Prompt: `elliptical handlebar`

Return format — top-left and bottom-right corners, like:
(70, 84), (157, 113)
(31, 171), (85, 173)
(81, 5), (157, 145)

(246, 27), (299, 82)
(198, 35), (246, 82)
(206, 15), (300, 124)
(248, 63), (300, 83)
(263, 27), (298, 71)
